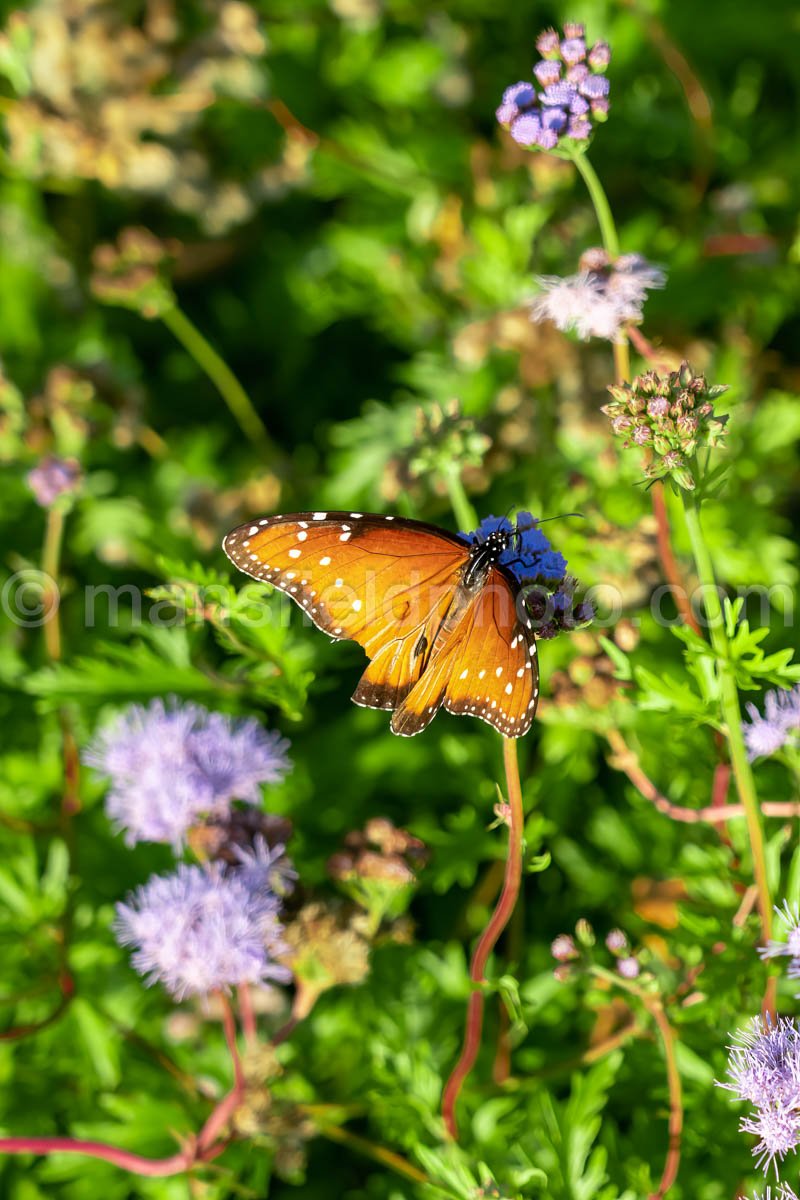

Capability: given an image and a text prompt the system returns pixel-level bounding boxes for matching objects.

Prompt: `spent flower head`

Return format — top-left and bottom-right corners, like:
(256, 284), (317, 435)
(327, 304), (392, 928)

(115, 863), (290, 999)
(26, 455), (82, 508)
(744, 686), (800, 761)
(497, 23), (611, 154)
(531, 249), (665, 343)
(602, 361), (729, 490)
(465, 512), (593, 639)
(86, 699), (291, 848)
(91, 227), (179, 319)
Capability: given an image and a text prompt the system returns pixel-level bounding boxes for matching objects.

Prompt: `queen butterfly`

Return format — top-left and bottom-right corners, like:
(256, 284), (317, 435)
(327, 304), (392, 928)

(222, 511), (563, 738)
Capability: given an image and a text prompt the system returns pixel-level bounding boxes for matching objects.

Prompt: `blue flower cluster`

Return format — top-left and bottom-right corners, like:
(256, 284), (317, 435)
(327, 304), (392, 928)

(496, 23), (611, 152)
(466, 512), (593, 639)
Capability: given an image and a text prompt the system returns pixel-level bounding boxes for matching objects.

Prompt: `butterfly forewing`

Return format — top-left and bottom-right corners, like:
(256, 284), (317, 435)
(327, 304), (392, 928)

(223, 510), (469, 697)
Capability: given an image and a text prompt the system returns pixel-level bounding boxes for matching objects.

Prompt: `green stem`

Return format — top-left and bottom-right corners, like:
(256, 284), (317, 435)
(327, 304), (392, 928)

(680, 491), (772, 942)
(569, 150), (620, 258)
(443, 464), (478, 532)
(161, 305), (275, 458)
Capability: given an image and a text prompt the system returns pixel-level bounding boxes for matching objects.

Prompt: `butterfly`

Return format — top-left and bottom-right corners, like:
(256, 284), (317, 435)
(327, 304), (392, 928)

(223, 511), (544, 738)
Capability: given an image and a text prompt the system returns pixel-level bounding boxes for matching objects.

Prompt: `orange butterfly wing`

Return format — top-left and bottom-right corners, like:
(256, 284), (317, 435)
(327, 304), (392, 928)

(443, 566), (539, 737)
(223, 512), (540, 740)
(223, 511), (469, 711)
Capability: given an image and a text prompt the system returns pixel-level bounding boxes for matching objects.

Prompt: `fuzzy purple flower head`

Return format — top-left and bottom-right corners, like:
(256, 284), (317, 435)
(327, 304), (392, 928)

(718, 1015), (800, 1174)
(464, 511), (593, 639)
(115, 862), (291, 999)
(759, 902), (800, 995)
(531, 248), (665, 343)
(496, 23), (611, 154)
(744, 686), (800, 761)
(26, 456), (82, 507)
(86, 699), (291, 848)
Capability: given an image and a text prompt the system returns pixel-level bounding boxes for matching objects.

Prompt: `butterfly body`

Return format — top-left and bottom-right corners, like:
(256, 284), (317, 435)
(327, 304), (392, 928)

(223, 511), (539, 738)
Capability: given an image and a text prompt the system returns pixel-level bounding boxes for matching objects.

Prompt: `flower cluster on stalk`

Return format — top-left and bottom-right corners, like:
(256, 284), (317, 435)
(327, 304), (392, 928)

(718, 1015), (800, 1173)
(26, 455), (82, 507)
(87, 699), (296, 999)
(467, 512), (593, 639)
(743, 686), (800, 761)
(602, 361), (729, 490)
(496, 23), (611, 152)
(531, 248), (665, 343)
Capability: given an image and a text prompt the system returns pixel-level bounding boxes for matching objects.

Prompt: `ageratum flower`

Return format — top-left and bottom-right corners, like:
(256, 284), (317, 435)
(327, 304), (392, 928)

(718, 1015), (800, 1173)
(496, 22), (611, 153)
(465, 512), (593, 640)
(759, 902), (800, 993)
(86, 699), (291, 848)
(26, 456), (82, 507)
(115, 863), (290, 999)
(743, 686), (800, 761)
(531, 249), (665, 343)
(602, 362), (729, 490)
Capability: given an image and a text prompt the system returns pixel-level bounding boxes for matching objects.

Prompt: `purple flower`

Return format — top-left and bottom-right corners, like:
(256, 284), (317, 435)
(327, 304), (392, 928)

(234, 835), (298, 899)
(115, 863), (291, 999)
(741, 1105), (800, 1173)
(743, 686), (800, 761)
(497, 24), (611, 152)
(759, 903), (800, 993)
(86, 700), (291, 848)
(510, 114), (542, 146)
(588, 41), (611, 70)
(605, 928), (628, 952)
(535, 28), (561, 58)
(718, 1016), (800, 1173)
(560, 37), (587, 65)
(533, 60), (561, 87)
(617, 956), (640, 978)
(26, 456), (81, 507)
(580, 74), (610, 99)
(551, 934), (578, 961)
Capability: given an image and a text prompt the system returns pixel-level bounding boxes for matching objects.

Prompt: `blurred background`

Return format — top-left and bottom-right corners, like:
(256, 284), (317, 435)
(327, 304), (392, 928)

(1, 0), (800, 1197)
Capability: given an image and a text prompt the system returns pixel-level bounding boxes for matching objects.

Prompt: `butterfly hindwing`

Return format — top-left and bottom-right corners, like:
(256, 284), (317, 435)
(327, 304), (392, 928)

(442, 566), (539, 738)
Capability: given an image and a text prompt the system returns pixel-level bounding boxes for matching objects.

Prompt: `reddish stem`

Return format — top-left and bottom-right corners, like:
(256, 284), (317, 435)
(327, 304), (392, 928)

(606, 729), (800, 824)
(237, 983), (257, 1046)
(646, 1001), (683, 1199)
(0, 1137), (199, 1177)
(651, 485), (701, 635)
(441, 738), (524, 1139)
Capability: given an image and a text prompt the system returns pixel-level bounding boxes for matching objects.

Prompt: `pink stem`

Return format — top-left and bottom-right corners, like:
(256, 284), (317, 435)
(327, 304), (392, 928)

(441, 738), (524, 1139)
(0, 1137), (197, 1177)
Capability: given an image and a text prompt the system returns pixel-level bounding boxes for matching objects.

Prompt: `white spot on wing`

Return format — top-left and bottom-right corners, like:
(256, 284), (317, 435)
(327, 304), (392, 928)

(340, 532), (351, 542)
(313, 512), (327, 520)
(320, 556), (331, 566)
(289, 548), (301, 559)
(297, 530), (307, 542)
(352, 599), (362, 612)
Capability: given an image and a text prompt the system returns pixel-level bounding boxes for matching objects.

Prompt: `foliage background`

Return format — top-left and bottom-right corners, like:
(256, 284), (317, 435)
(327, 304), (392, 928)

(1, 0), (799, 1197)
